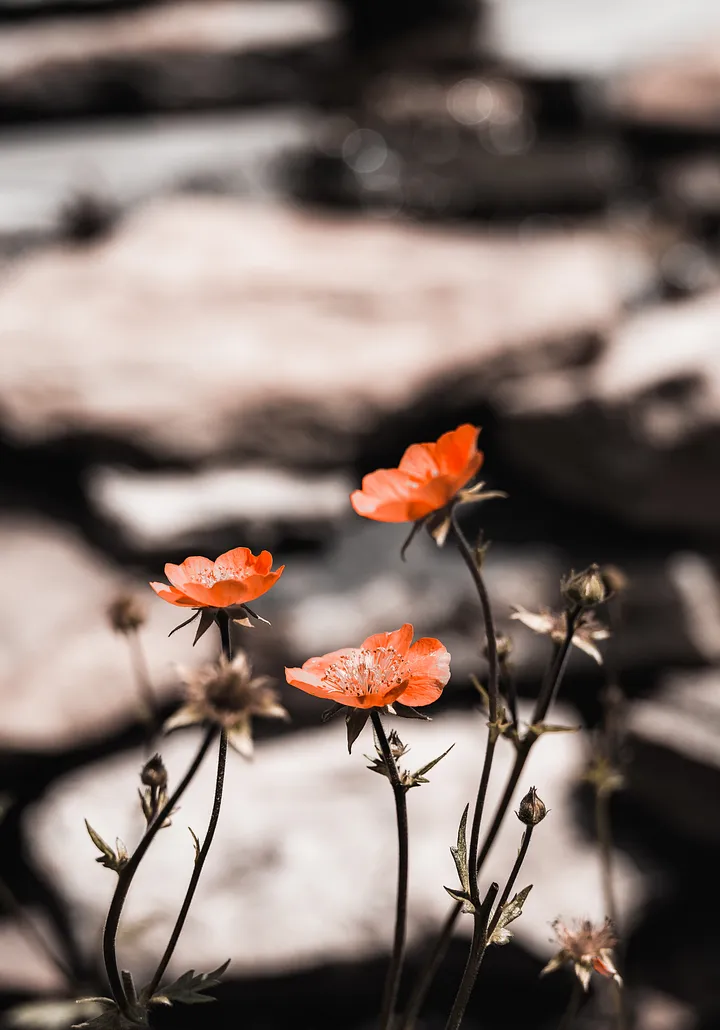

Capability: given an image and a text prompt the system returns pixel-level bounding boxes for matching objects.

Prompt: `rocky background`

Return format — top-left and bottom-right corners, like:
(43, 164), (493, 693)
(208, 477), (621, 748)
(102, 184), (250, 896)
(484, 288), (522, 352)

(2, 0), (720, 1027)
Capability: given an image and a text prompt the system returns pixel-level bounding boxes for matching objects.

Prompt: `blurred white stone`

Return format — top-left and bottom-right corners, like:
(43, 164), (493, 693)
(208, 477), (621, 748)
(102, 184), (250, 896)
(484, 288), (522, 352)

(0, 196), (643, 459)
(0, 915), (67, 993)
(0, 517), (213, 750)
(88, 465), (354, 550)
(25, 706), (644, 985)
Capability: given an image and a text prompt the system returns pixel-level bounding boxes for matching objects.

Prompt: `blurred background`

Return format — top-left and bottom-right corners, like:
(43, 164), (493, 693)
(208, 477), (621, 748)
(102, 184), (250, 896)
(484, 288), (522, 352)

(2, 0), (720, 1026)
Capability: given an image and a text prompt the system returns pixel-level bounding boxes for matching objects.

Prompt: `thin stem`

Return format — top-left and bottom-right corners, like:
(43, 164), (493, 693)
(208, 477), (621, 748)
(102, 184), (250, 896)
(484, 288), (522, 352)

(127, 628), (157, 733)
(596, 790), (617, 929)
(102, 726), (216, 1016)
(487, 824), (534, 939)
(558, 977), (584, 1030)
(449, 509), (499, 907)
(400, 614), (578, 1029)
(371, 710), (409, 1030)
(146, 730), (228, 999)
(442, 882), (499, 1030)
(0, 877), (74, 986)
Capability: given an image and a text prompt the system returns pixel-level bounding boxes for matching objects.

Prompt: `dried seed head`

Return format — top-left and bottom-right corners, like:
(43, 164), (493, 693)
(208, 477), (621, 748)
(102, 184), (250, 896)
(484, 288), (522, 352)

(141, 753), (168, 790)
(562, 564), (607, 609)
(517, 786), (547, 826)
(542, 917), (622, 991)
(108, 593), (147, 634)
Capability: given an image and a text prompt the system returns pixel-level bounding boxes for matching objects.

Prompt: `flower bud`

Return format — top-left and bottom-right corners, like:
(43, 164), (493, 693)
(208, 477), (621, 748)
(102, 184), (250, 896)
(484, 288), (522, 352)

(562, 564), (607, 609)
(108, 593), (147, 634)
(140, 753), (168, 790)
(517, 786), (547, 826)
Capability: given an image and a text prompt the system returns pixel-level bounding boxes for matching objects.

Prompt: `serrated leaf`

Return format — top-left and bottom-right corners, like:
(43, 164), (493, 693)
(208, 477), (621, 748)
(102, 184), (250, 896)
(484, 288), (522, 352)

(489, 884), (533, 945)
(413, 743), (455, 779)
(146, 960), (230, 1008)
(450, 804), (470, 893)
(443, 886), (475, 913)
(85, 820), (123, 872)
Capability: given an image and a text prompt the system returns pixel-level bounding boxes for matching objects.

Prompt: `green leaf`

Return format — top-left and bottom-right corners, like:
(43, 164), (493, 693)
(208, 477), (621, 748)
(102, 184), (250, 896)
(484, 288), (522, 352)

(146, 960), (230, 1008)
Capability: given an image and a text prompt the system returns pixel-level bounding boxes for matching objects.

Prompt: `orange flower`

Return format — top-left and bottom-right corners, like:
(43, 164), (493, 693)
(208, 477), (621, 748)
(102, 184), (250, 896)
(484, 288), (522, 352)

(285, 624), (450, 710)
(150, 547), (284, 609)
(350, 424), (483, 523)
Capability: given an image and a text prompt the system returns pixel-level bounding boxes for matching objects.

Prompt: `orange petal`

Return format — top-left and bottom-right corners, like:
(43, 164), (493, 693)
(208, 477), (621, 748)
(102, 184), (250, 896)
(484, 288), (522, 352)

(398, 442), (440, 481)
(361, 624), (414, 656)
(435, 424), (481, 475)
(350, 469), (419, 523)
(164, 556), (215, 592)
(149, 581), (199, 607)
(284, 667), (337, 700)
(213, 547), (254, 578)
(400, 637), (451, 706)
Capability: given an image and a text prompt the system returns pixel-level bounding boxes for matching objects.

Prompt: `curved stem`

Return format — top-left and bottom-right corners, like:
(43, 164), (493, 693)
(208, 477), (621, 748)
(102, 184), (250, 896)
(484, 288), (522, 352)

(102, 726), (216, 1015)
(400, 613), (577, 1029)
(442, 882), (498, 1030)
(145, 729), (228, 999)
(371, 710), (409, 1030)
(486, 824), (534, 939)
(449, 508), (499, 906)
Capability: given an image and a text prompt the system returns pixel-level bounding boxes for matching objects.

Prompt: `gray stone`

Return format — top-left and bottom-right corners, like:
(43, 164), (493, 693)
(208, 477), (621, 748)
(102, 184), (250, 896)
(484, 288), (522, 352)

(25, 705), (643, 985)
(0, 517), (213, 750)
(0, 110), (318, 243)
(0, 195), (652, 460)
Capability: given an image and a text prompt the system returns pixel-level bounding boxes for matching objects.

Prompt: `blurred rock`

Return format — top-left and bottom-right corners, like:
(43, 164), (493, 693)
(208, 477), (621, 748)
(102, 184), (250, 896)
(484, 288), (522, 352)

(626, 668), (720, 845)
(0, 195), (650, 460)
(497, 289), (720, 534)
(487, 0), (720, 76)
(0, 517), (213, 750)
(25, 707), (643, 986)
(87, 464), (354, 552)
(0, 914), (67, 992)
(0, 0), (340, 120)
(606, 38), (720, 130)
(0, 110), (318, 245)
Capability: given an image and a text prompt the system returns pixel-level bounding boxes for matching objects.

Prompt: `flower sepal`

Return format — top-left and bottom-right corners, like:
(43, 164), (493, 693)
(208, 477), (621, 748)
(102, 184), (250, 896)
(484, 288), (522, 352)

(365, 727), (454, 790)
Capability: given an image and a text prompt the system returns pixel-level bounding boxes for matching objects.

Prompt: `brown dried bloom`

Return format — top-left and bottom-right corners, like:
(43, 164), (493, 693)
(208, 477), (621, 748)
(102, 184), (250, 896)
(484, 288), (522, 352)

(561, 564), (607, 609)
(108, 593), (147, 634)
(165, 653), (288, 758)
(541, 917), (622, 991)
(510, 606), (609, 665)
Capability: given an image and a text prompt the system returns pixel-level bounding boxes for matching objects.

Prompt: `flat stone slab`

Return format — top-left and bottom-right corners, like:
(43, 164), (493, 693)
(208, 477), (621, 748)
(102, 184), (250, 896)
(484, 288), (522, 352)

(0, 195), (647, 460)
(25, 706), (643, 986)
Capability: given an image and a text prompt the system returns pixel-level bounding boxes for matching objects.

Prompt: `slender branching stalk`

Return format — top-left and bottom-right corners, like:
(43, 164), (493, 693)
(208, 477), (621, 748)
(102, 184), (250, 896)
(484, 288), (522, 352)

(486, 823), (534, 939)
(400, 610), (580, 1029)
(442, 883), (498, 1030)
(371, 710), (410, 1030)
(102, 725), (217, 1016)
(146, 729), (228, 999)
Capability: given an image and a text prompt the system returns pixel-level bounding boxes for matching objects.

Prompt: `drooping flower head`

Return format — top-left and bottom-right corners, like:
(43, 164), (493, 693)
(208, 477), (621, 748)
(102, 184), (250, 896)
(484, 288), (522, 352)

(151, 547), (284, 609)
(285, 624), (450, 750)
(165, 652), (288, 758)
(350, 424), (483, 524)
(541, 918), (622, 991)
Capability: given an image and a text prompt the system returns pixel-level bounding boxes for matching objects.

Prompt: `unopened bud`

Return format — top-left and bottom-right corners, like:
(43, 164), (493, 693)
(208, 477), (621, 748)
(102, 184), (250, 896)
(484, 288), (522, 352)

(141, 753), (167, 790)
(517, 786), (547, 826)
(108, 593), (146, 634)
(562, 564), (607, 610)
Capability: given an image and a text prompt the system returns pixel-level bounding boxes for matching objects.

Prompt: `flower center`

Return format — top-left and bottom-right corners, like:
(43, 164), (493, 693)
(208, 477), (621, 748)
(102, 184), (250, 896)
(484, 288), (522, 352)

(321, 647), (408, 698)
(192, 564), (243, 587)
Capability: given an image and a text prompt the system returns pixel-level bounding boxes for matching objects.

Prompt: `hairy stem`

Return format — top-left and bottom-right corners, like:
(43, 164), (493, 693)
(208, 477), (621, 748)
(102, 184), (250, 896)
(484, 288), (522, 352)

(400, 613), (578, 1029)
(145, 729), (228, 998)
(102, 726), (216, 1015)
(371, 710), (410, 1030)
(486, 824), (534, 940)
(442, 882), (498, 1030)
